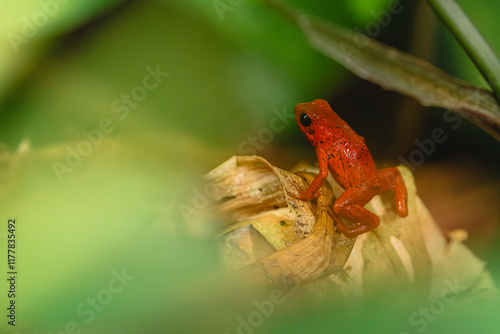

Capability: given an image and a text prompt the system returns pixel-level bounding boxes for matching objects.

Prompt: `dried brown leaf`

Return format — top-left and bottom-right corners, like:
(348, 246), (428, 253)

(203, 155), (497, 300)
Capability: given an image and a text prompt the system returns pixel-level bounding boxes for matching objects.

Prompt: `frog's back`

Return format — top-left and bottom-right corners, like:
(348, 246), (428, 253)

(315, 107), (379, 188)
(294, 99), (380, 188)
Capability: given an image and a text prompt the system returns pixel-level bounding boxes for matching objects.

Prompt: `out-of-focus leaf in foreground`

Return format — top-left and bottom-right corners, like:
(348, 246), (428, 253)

(264, 0), (500, 140)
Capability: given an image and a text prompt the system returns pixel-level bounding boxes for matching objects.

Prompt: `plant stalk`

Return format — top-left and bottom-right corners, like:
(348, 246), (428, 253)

(426, 0), (500, 104)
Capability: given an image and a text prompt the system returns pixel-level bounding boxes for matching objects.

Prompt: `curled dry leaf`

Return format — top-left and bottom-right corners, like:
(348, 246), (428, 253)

(204, 155), (355, 287)
(203, 155), (497, 300)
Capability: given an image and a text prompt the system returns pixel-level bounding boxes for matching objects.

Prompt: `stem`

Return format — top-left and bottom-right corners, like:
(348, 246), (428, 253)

(426, 0), (500, 104)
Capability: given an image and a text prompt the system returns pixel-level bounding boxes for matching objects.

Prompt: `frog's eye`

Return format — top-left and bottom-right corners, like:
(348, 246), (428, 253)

(299, 113), (312, 127)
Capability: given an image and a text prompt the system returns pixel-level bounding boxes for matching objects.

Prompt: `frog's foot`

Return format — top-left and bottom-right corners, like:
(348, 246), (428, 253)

(286, 180), (321, 201)
(334, 219), (379, 238)
(328, 211), (357, 238)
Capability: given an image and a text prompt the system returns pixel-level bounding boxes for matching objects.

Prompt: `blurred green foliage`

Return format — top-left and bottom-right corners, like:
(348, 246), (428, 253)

(0, 0), (499, 333)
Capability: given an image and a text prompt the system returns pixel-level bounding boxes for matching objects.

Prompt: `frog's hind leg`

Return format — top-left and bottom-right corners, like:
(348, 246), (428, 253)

(378, 167), (408, 217)
(332, 185), (379, 238)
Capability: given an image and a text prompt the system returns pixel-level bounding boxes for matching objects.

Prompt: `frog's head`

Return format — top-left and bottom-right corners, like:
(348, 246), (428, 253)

(294, 99), (335, 147)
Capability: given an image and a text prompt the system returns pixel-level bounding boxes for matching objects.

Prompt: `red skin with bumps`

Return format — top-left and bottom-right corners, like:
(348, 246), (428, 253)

(291, 99), (408, 238)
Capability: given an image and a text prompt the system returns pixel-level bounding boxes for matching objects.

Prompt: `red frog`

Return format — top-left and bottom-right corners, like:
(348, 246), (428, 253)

(290, 99), (408, 238)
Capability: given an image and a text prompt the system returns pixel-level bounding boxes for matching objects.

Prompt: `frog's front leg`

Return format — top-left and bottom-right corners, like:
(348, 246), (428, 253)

(289, 147), (329, 200)
(333, 185), (379, 238)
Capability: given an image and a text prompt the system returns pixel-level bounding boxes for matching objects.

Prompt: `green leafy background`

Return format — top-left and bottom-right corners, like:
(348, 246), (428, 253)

(0, 0), (499, 333)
